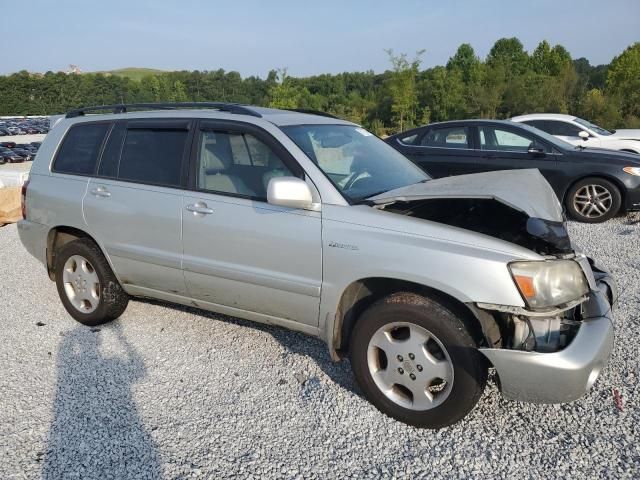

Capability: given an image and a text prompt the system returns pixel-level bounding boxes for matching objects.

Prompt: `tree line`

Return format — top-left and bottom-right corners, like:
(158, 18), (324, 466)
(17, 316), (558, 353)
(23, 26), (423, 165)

(1, 38), (638, 136)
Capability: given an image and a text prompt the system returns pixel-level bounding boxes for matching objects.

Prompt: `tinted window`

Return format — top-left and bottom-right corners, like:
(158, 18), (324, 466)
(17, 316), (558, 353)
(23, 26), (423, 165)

(118, 129), (187, 187)
(98, 123), (126, 178)
(479, 126), (550, 153)
(546, 121), (583, 137)
(197, 131), (294, 200)
(421, 126), (470, 149)
(53, 123), (110, 175)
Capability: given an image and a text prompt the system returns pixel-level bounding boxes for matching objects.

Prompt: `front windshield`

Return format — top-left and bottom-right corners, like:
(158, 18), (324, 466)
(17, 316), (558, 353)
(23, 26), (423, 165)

(574, 117), (613, 136)
(281, 124), (429, 202)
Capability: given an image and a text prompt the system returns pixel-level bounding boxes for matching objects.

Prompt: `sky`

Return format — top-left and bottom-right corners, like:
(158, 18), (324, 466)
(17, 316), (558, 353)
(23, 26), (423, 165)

(3, 0), (639, 77)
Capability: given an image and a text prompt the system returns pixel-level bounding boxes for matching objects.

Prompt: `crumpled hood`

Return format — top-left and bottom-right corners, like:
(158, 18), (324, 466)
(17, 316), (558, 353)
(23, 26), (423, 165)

(370, 169), (564, 222)
(611, 129), (640, 140)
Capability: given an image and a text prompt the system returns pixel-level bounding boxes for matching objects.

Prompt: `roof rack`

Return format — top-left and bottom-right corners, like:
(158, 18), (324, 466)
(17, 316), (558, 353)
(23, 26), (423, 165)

(65, 102), (262, 119)
(286, 108), (339, 119)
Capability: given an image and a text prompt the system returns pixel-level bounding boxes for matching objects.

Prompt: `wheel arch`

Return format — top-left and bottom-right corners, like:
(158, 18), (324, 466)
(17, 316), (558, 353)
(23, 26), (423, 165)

(331, 277), (501, 360)
(46, 226), (104, 280)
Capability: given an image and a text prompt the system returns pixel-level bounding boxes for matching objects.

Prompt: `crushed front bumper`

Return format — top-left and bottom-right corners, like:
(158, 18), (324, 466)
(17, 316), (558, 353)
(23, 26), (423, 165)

(479, 279), (614, 404)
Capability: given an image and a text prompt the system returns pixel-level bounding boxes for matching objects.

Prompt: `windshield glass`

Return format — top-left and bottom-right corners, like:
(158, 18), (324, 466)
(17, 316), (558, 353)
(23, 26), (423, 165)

(574, 117), (613, 136)
(281, 124), (429, 202)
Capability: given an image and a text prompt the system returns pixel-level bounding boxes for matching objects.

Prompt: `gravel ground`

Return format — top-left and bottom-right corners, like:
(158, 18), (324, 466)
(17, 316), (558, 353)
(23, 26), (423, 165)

(0, 217), (638, 479)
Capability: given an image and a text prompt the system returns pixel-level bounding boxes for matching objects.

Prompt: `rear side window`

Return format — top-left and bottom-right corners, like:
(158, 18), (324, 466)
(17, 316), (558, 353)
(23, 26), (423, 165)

(118, 128), (188, 187)
(399, 133), (419, 145)
(53, 123), (110, 175)
(420, 127), (470, 149)
(523, 120), (549, 132)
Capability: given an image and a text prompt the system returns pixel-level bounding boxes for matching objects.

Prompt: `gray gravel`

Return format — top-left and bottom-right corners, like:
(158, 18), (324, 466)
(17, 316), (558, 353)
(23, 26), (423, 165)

(1, 217), (638, 479)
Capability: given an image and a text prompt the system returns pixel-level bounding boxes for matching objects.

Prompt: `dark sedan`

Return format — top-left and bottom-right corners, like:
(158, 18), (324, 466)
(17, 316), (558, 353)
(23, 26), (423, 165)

(386, 120), (640, 223)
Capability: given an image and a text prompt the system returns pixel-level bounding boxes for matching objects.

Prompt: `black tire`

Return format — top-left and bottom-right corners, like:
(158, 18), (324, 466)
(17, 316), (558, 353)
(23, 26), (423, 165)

(54, 238), (129, 326)
(350, 292), (487, 429)
(565, 177), (621, 223)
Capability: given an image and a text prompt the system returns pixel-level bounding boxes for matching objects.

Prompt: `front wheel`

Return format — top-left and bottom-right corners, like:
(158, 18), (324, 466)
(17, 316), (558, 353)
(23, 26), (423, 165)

(565, 177), (621, 223)
(54, 238), (129, 326)
(350, 292), (487, 429)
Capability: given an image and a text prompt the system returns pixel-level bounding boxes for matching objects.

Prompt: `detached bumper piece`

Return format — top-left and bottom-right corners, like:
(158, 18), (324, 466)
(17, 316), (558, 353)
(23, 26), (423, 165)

(479, 280), (614, 404)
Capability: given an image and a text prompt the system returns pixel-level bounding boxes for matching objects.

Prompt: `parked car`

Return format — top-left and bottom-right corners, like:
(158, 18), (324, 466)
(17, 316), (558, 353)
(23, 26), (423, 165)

(386, 119), (640, 223)
(512, 113), (640, 154)
(18, 103), (615, 428)
(10, 148), (33, 161)
(0, 146), (25, 163)
(0, 152), (25, 163)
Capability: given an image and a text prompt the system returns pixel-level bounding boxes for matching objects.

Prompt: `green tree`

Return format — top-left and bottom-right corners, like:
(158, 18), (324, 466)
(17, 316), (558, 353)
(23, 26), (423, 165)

(420, 66), (466, 121)
(267, 68), (307, 109)
(531, 41), (572, 75)
(487, 37), (529, 76)
(446, 43), (480, 83)
(384, 49), (424, 132)
(606, 42), (640, 117)
(578, 88), (622, 128)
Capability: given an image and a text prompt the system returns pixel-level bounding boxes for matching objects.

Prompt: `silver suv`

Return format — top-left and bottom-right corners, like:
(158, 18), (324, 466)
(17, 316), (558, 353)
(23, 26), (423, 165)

(19, 103), (615, 428)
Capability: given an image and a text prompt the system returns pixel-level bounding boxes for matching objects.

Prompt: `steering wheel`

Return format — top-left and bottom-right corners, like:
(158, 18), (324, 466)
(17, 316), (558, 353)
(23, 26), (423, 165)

(343, 170), (367, 191)
(343, 154), (370, 191)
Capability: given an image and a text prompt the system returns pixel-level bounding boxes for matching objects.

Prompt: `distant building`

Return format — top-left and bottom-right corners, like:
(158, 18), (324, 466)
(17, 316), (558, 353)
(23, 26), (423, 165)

(66, 64), (82, 75)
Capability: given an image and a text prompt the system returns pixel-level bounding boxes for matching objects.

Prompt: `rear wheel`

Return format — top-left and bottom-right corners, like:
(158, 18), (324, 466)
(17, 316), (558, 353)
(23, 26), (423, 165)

(565, 177), (621, 223)
(54, 239), (129, 326)
(350, 292), (487, 428)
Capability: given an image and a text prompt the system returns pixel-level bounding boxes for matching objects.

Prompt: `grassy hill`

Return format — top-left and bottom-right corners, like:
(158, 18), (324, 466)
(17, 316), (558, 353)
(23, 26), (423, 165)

(94, 68), (167, 81)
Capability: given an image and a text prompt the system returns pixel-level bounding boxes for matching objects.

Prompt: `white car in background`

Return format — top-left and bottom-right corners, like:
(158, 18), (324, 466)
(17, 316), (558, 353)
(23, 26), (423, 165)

(511, 113), (640, 154)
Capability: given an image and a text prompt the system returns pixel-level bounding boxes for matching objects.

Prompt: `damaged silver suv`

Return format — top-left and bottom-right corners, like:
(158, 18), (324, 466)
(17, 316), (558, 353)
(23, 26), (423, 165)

(19, 103), (615, 428)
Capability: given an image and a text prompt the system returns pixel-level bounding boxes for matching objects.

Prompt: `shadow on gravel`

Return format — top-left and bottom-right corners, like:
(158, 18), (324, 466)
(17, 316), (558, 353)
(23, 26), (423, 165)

(42, 323), (161, 479)
(138, 298), (362, 397)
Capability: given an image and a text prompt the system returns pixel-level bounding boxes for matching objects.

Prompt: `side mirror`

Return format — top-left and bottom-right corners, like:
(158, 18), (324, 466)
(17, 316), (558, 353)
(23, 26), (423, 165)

(527, 145), (546, 157)
(578, 130), (589, 140)
(267, 177), (316, 210)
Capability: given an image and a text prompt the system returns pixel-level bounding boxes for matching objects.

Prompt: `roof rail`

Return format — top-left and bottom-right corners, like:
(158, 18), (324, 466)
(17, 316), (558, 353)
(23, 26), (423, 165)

(286, 108), (339, 119)
(65, 102), (262, 119)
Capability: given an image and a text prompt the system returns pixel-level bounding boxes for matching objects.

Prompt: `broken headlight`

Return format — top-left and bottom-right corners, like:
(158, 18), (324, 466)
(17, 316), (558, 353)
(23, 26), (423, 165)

(509, 260), (589, 309)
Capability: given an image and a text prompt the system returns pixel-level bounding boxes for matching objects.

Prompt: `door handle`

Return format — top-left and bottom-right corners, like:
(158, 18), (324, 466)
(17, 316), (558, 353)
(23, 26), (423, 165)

(90, 186), (111, 197)
(186, 202), (214, 215)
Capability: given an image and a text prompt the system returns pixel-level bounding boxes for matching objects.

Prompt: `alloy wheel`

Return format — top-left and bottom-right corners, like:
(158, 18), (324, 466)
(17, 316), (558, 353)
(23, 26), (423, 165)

(62, 255), (101, 313)
(573, 184), (613, 219)
(367, 321), (454, 410)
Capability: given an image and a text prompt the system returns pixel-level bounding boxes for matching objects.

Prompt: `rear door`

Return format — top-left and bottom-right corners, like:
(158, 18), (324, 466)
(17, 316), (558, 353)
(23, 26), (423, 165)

(83, 119), (192, 295)
(181, 120), (322, 327)
(397, 125), (481, 178)
(474, 124), (564, 192)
